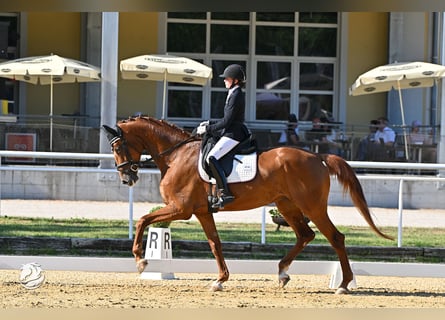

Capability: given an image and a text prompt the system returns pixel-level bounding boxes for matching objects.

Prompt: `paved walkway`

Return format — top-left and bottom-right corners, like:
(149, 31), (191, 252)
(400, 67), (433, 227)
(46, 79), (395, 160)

(1, 199), (445, 228)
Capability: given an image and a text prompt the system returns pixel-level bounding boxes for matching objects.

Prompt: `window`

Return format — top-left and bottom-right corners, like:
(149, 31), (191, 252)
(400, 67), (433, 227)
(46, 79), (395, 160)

(211, 24), (249, 54)
(165, 12), (338, 126)
(211, 60), (246, 118)
(298, 27), (337, 57)
(0, 13), (19, 115)
(167, 23), (206, 53)
(256, 61), (291, 121)
(255, 26), (294, 56)
(299, 63), (334, 91)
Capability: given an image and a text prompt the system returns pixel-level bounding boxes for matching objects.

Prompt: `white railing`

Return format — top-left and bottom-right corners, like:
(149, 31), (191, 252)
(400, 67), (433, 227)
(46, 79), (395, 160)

(1, 151), (445, 246)
(0, 150), (152, 240)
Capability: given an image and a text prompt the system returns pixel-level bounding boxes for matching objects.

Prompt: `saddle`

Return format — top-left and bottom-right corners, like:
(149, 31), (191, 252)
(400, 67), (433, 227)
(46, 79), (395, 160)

(198, 132), (258, 184)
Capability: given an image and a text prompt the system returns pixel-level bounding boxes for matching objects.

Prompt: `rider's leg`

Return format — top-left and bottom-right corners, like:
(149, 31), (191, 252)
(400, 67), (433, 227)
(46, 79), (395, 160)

(208, 156), (235, 208)
(206, 137), (239, 208)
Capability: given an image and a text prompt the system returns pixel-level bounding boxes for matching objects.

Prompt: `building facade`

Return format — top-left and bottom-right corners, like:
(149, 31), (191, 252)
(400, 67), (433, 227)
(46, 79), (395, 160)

(1, 12), (444, 163)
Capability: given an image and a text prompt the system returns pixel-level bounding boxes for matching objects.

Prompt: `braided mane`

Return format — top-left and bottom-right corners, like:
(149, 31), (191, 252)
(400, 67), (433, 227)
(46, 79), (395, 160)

(118, 115), (192, 141)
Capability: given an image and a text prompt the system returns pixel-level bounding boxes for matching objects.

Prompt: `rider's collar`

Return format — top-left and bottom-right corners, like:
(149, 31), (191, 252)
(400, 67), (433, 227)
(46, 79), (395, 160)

(226, 85), (240, 101)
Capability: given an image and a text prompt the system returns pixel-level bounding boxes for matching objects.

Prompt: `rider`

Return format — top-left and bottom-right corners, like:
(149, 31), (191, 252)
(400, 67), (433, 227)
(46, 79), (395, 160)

(196, 64), (249, 209)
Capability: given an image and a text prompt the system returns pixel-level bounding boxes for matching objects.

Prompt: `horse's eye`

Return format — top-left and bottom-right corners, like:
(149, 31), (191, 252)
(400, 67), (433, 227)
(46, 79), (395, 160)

(113, 145), (121, 153)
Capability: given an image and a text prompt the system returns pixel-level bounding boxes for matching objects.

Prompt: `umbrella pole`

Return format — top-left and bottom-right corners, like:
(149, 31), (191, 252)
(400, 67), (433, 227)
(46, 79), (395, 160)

(162, 71), (167, 119)
(50, 77), (53, 152)
(397, 81), (409, 161)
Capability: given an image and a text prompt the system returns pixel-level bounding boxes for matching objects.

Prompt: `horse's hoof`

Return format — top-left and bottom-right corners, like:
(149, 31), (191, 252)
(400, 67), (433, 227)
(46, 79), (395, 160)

(335, 287), (350, 295)
(136, 259), (148, 273)
(210, 281), (223, 292)
(279, 272), (290, 288)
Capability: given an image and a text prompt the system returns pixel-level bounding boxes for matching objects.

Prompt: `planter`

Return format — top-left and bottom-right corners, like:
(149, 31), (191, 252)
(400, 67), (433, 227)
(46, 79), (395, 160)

(272, 215), (289, 231)
(271, 214), (311, 231)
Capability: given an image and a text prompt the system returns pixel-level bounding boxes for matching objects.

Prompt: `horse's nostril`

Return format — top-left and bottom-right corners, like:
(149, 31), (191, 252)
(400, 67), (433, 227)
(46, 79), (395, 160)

(122, 180), (129, 185)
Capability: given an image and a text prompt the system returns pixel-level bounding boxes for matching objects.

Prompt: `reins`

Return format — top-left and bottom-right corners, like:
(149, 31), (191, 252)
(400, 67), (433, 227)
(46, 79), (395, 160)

(158, 134), (200, 157)
(115, 133), (199, 170)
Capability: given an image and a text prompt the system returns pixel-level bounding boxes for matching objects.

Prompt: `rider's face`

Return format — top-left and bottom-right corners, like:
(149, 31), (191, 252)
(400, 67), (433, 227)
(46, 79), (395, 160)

(224, 77), (234, 89)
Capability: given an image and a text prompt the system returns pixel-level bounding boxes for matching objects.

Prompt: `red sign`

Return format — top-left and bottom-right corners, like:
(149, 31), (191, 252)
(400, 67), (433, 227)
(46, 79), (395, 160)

(5, 133), (36, 162)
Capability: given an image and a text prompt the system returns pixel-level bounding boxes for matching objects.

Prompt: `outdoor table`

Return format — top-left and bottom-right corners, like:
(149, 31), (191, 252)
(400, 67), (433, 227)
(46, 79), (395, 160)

(409, 143), (437, 163)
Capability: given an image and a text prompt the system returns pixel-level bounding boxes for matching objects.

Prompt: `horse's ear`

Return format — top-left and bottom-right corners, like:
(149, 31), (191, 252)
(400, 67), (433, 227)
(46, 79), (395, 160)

(102, 125), (120, 141)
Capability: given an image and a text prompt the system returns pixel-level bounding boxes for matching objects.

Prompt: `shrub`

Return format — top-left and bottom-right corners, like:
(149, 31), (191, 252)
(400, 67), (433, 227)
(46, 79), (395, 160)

(268, 208), (283, 218)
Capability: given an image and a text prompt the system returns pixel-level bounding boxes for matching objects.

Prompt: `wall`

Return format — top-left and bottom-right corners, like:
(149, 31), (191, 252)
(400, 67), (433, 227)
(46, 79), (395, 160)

(26, 13), (82, 116)
(346, 12), (389, 126)
(387, 12), (433, 127)
(0, 170), (162, 202)
(117, 12), (159, 119)
(1, 170), (444, 209)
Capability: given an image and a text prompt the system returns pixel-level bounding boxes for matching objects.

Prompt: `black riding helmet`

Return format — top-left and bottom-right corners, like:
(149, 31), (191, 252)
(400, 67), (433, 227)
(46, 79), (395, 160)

(219, 64), (246, 82)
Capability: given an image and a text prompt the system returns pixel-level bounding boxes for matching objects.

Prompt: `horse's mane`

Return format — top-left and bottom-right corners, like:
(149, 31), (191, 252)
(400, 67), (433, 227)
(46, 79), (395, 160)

(118, 116), (192, 141)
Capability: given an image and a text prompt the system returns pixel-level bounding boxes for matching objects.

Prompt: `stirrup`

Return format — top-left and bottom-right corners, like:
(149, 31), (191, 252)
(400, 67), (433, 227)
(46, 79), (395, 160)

(211, 194), (235, 209)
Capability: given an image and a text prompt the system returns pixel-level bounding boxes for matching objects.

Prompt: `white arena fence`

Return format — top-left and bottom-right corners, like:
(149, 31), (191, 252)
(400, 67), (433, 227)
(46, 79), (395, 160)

(1, 255), (444, 288)
(1, 150), (445, 247)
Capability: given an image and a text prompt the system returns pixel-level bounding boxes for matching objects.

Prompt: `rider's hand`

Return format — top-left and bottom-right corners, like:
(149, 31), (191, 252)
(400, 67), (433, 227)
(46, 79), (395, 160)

(199, 120), (210, 127)
(196, 125), (207, 135)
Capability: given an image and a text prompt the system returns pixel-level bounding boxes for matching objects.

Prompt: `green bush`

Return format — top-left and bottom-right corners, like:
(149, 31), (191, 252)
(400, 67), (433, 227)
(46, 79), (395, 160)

(268, 208), (282, 218)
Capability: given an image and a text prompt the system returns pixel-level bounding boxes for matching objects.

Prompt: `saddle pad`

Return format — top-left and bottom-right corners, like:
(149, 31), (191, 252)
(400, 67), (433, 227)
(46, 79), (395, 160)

(198, 152), (257, 184)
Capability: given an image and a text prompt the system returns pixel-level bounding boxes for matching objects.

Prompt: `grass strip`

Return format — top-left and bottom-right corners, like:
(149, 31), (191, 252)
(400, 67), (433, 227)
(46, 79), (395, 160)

(1, 216), (444, 248)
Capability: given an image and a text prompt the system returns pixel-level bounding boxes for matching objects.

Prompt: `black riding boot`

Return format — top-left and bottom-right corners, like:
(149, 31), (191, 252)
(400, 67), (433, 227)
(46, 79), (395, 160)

(208, 156), (235, 209)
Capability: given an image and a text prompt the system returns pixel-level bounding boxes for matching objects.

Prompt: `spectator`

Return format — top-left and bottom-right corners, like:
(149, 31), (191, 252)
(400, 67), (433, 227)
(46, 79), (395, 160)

(305, 117), (326, 142)
(374, 116), (396, 146)
(408, 120), (427, 144)
(321, 117), (342, 155)
(305, 117), (339, 154)
(355, 119), (379, 160)
(278, 113), (301, 146)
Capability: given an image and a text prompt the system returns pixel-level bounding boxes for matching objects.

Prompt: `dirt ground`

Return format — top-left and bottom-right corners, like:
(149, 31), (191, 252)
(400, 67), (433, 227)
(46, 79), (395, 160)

(0, 270), (444, 308)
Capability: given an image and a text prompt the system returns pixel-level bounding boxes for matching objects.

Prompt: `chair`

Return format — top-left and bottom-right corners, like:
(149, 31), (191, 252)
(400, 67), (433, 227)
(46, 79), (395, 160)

(366, 137), (396, 162)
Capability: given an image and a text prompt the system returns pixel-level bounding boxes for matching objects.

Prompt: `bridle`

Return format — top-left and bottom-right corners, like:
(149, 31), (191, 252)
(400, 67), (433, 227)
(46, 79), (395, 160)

(109, 135), (141, 183)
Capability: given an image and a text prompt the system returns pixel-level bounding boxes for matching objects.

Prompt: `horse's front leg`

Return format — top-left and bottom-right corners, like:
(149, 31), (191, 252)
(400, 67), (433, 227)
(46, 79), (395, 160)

(195, 213), (229, 291)
(132, 204), (190, 273)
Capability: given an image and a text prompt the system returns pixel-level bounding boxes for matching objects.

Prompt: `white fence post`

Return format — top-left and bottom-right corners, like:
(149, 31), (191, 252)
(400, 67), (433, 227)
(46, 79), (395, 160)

(398, 179), (404, 247)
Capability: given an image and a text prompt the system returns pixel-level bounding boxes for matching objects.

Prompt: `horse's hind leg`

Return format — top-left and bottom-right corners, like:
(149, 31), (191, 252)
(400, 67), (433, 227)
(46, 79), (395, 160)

(275, 200), (316, 288)
(309, 212), (353, 294)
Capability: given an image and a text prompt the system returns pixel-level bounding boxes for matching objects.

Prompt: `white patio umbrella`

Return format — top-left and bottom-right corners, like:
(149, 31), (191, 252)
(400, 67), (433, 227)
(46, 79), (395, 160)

(350, 61), (445, 160)
(120, 54), (213, 119)
(0, 54), (101, 151)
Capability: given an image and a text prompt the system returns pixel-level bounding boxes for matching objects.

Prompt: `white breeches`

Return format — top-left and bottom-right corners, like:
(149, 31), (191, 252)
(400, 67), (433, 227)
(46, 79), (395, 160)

(206, 136), (239, 163)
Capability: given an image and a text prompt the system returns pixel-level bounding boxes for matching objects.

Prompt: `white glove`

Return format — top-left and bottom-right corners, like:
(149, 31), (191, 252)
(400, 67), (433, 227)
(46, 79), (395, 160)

(200, 120), (210, 126)
(197, 125), (207, 135)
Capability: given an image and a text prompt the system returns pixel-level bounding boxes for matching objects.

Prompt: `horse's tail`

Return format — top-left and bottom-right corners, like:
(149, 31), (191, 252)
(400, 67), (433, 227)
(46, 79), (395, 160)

(319, 154), (394, 240)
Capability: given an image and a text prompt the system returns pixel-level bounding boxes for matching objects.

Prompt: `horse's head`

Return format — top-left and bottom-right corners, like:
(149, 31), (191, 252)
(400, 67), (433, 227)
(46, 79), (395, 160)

(103, 124), (140, 186)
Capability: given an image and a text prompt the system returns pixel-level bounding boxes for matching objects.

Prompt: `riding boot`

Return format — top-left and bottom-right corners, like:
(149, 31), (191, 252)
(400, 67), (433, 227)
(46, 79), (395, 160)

(208, 156), (235, 209)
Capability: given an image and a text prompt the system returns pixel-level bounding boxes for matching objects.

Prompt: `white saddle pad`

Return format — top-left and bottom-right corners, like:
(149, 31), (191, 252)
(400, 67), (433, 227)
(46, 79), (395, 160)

(198, 151), (257, 184)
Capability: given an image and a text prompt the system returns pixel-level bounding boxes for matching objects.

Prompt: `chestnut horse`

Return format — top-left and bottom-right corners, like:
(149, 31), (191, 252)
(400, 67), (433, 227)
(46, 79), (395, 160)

(103, 116), (393, 294)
